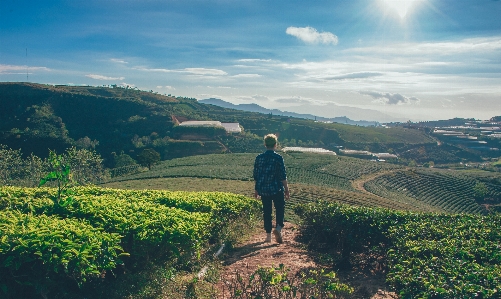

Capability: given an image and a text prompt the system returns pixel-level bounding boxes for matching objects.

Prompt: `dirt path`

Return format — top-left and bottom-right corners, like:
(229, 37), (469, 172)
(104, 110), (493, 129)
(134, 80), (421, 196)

(216, 223), (397, 299)
(351, 170), (400, 197)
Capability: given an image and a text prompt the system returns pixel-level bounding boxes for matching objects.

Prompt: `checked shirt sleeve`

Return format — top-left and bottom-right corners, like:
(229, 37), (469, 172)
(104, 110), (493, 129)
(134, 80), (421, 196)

(277, 156), (287, 181)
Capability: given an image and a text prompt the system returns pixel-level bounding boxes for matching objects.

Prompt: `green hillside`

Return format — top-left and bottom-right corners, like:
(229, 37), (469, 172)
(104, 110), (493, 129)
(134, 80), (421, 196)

(1, 82), (499, 297)
(0, 82), (473, 167)
(105, 152), (498, 216)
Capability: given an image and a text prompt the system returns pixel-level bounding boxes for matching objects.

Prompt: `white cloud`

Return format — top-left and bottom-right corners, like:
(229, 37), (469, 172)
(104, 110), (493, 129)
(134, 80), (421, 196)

(0, 64), (50, 74)
(237, 94), (270, 103)
(119, 82), (135, 88)
(110, 58), (128, 64)
(134, 66), (227, 76)
(86, 74), (125, 80)
(183, 68), (227, 76)
(237, 59), (272, 63)
(232, 74), (261, 78)
(440, 99), (455, 108)
(156, 85), (175, 90)
(286, 26), (338, 45)
(275, 96), (313, 105)
(350, 36), (501, 56)
(360, 91), (420, 105)
(320, 72), (383, 81)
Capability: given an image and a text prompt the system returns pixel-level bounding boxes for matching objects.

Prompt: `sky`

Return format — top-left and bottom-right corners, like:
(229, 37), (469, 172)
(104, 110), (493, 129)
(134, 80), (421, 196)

(1, 0), (501, 122)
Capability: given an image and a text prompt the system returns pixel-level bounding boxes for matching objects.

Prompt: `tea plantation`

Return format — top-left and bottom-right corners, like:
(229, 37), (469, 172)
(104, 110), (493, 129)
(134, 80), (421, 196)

(296, 202), (501, 298)
(0, 186), (260, 298)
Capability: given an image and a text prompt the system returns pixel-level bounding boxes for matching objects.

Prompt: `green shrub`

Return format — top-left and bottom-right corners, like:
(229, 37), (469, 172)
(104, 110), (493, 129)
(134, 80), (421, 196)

(0, 211), (124, 298)
(295, 201), (501, 298)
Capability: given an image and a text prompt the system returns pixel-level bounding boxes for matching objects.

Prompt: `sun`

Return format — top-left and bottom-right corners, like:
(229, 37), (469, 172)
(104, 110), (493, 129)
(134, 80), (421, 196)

(382, 0), (420, 18)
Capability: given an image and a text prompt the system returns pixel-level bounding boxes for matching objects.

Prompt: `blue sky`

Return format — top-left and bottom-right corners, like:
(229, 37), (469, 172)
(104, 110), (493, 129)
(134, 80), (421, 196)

(1, 0), (501, 121)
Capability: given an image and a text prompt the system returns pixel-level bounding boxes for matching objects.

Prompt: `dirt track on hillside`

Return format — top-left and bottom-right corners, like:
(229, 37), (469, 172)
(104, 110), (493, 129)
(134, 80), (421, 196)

(351, 170), (400, 197)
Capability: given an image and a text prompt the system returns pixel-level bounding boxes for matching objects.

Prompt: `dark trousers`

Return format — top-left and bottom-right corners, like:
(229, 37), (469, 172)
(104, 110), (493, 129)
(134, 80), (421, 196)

(261, 192), (285, 233)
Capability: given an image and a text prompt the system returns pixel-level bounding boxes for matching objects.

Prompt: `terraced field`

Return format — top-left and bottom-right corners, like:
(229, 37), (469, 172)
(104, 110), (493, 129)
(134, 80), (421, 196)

(364, 169), (501, 214)
(110, 152), (402, 192)
(106, 152), (498, 217)
(103, 177), (437, 223)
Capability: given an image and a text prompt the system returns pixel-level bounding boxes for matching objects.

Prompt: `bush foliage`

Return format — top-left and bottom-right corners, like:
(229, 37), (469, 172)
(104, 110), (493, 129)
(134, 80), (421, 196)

(0, 186), (261, 298)
(295, 201), (501, 298)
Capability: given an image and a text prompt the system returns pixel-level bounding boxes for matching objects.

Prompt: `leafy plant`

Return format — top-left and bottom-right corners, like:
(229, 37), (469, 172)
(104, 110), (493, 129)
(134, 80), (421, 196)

(223, 264), (353, 298)
(39, 150), (74, 208)
(0, 210), (124, 298)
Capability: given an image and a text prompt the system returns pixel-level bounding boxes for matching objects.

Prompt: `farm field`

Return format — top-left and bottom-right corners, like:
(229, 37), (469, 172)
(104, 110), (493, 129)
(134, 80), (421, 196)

(364, 168), (501, 214)
(110, 152), (403, 188)
(103, 176), (439, 223)
(105, 152), (500, 216)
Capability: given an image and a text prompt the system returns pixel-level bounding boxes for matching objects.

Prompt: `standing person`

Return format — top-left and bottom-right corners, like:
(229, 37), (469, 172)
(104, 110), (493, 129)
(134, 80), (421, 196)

(253, 134), (290, 243)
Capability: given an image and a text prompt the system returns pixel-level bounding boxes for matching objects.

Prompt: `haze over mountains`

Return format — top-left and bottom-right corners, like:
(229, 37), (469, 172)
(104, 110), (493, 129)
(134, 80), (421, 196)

(199, 98), (404, 125)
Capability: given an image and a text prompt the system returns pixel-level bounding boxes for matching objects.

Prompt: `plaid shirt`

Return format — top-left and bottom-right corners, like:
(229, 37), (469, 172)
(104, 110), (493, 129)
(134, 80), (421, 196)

(253, 150), (287, 196)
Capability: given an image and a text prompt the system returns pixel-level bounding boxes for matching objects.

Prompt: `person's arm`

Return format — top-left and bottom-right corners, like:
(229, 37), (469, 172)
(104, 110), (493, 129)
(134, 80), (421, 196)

(278, 156), (289, 200)
(282, 179), (290, 200)
(253, 157), (260, 199)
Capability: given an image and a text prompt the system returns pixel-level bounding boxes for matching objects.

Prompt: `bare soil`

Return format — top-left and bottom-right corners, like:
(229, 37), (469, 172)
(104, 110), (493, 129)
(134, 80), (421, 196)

(216, 223), (398, 299)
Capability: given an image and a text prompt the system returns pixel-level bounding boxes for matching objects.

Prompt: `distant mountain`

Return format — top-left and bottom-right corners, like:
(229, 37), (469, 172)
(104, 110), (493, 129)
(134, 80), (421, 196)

(287, 103), (407, 123)
(199, 98), (383, 126)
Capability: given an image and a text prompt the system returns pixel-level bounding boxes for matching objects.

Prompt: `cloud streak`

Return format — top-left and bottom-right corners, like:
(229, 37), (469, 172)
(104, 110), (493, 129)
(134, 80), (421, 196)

(275, 96), (313, 104)
(135, 66), (227, 76)
(321, 72), (383, 81)
(156, 85), (175, 90)
(0, 64), (50, 74)
(350, 37), (501, 57)
(110, 58), (128, 64)
(286, 26), (338, 45)
(360, 91), (420, 105)
(232, 74), (261, 78)
(86, 74), (125, 80)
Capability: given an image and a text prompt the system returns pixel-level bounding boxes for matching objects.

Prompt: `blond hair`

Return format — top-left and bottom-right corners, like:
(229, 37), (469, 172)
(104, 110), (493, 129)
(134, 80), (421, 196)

(264, 134), (278, 148)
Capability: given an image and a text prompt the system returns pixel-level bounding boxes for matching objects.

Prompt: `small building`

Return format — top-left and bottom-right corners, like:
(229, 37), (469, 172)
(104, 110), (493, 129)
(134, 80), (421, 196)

(339, 149), (372, 157)
(179, 121), (242, 133)
(179, 121), (223, 127)
(282, 147), (336, 155)
(220, 123), (242, 133)
(373, 153), (398, 160)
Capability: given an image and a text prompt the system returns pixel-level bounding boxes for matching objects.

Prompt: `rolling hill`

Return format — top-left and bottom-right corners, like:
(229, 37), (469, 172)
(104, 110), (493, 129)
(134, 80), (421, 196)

(0, 82), (485, 166)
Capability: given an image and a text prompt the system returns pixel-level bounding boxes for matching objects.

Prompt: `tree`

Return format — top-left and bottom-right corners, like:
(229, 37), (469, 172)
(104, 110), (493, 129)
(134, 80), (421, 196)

(0, 144), (24, 185)
(75, 136), (99, 150)
(113, 152), (137, 168)
(137, 148), (160, 170)
(62, 147), (108, 184)
(473, 182), (489, 201)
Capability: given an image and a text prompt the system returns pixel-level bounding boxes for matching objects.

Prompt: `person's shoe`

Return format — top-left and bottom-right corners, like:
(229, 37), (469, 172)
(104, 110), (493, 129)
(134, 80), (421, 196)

(265, 233), (272, 243)
(273, 229), (283, 244)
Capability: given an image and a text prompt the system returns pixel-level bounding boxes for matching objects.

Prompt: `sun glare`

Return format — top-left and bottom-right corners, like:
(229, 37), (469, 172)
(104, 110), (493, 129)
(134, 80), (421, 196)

(382, 0), (419, 18)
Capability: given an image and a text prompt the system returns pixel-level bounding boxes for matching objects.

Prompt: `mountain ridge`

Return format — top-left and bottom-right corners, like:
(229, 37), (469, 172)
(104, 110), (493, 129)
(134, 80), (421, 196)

(199, 98), (396, 125)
